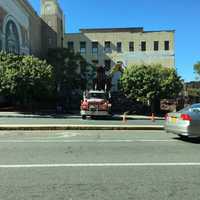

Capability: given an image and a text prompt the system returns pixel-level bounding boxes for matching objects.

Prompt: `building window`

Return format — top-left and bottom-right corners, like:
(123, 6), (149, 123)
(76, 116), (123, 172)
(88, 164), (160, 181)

(92, 42), (98, 55)
(92, 60), (99, 66)
(104, 41), (111, 53)
(104, 60), (111, 71)
(80, 41), (86, 54)
(24, 31), (28, 47)
(154, 41), (159, 51)
(164, 41), (170, 51)
(0, 38), (2, 51)
(68, 41), (74, 51)
(45, 4), (52, 12)
(116, 42), (122, 53)
(48, 37), (52, 45)
(141, 41), (146, 51)
(129, 42), (134, 52)
(47, 20), (52, 27)
(61, 21), (63, 31)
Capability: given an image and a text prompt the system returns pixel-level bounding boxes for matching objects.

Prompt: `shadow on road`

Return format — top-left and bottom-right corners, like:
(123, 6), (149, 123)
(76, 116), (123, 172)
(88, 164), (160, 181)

(88, 116), (122, 121)
(174, 136), (200, 144)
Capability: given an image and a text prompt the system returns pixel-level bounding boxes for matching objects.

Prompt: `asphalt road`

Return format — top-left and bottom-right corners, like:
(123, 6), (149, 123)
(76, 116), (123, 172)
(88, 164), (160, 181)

(0, 116), (164, 125)
(0, 130), (200, 200)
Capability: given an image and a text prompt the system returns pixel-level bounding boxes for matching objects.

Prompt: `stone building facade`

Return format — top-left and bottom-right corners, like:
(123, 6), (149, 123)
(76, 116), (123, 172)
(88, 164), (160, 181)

(0, 0), (64, 57)
(41, 0), (64, 48)
(0, 0), (175, 70)
(64, 28), (175, 70)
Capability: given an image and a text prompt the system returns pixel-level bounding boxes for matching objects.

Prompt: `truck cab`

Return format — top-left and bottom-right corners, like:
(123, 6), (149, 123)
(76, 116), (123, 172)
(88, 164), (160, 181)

(80, 90), (111, 119)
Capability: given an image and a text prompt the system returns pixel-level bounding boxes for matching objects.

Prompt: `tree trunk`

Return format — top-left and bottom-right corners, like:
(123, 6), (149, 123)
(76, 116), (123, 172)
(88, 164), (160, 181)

(151, 98), (161, 114)
(151, 100), (155, 114)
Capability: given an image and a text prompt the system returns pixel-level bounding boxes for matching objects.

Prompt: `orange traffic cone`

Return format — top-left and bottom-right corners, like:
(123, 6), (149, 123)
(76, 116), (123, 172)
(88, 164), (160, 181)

(123, 112), (128, 123)
(151, 113), (155, 122)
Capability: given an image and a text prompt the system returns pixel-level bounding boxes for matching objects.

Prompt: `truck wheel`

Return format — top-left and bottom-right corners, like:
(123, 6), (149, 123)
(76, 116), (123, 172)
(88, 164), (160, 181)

(82, 115), (86, 120)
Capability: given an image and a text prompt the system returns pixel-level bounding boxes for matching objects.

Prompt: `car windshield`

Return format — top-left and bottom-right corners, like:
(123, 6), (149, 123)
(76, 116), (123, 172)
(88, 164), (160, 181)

(87, 92), (107, 99)
(178, 104), (200, 112)
(191, 104), (200, 109)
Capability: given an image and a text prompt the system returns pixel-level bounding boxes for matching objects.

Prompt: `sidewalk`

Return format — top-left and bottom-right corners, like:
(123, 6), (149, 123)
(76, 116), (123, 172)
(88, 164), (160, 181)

(0, 112), (164, 120)
(0, 112), (165, 130)
(118, 114), (164, 120)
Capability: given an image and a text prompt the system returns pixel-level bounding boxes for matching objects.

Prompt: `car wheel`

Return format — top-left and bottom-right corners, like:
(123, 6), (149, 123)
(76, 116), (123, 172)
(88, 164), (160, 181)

(82, 115), (86, 120)
(179, 135), (188, 140)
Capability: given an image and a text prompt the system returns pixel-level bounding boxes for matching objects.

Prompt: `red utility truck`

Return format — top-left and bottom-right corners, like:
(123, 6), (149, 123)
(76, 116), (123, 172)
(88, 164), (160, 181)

(80, 90), (111, 119)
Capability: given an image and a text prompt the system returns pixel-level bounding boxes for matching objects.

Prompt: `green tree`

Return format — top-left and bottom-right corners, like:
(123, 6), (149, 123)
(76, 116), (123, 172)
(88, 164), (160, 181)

(17, 55), (53, 105)
(0, 52), (22, 97)
(120, 64), (183, 113)
(0, 52), (53, 107)
(194, 61), (200, 80)
(47, 48), (95, 109)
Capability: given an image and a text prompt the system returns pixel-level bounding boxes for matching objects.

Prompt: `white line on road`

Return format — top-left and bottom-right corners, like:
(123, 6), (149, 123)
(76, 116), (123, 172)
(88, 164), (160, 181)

(0, 139), (175, 143)
(0, 163), (200, 168)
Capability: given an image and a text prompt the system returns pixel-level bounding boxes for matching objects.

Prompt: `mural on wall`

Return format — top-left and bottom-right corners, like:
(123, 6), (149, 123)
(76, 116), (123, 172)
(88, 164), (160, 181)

(0, 7), (7, 51)
(0, 7), (7, 32)
(20, 25), (28, 47)
(0, 37), (2, 51)
(5, 20), (20, 54)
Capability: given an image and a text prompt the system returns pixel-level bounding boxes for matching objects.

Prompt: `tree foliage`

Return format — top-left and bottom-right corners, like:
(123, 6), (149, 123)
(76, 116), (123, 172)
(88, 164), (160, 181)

(0, 51), (53, 105)
(47, 48), (96, 109)
(47, 48), (95, 91)
(0, 49), (95, 110)
(194, 61), (200, 80)
(120, 64), (183, 108)
(187, 88), (200, 97)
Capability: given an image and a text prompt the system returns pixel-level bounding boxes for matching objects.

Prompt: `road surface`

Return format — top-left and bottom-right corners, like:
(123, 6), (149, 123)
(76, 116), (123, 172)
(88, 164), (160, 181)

(0, 130), (199, 200)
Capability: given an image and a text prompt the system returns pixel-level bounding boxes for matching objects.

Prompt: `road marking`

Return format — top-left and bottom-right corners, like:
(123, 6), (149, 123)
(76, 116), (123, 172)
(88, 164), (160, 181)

(0, 163), (200, 168)
(61, 132), (82, 138)
(0, 131), (81, 138)
(0, 139), (175, 143)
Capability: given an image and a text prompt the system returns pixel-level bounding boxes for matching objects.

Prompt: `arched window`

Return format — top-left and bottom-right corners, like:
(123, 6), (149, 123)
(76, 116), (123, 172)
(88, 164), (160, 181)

(5, 20), (20, 54)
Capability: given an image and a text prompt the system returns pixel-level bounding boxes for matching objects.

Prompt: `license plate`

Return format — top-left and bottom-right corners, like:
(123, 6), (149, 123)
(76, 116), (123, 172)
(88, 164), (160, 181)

(171, 117), (177, 123)
(90, 106), (96, 112)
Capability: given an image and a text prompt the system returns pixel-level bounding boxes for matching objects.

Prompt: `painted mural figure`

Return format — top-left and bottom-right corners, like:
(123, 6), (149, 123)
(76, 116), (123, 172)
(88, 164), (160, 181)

(6, 20), (19, 54)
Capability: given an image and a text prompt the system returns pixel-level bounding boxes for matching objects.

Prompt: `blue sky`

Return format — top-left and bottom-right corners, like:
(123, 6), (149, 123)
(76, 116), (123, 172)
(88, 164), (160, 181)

(29, 0), (200, 82)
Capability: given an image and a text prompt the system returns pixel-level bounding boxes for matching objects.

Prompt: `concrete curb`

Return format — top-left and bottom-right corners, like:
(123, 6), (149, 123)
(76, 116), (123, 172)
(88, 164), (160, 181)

(0, 114), (80, 119)
(118, 115), (164, 120)
(0, 125), (164, 131)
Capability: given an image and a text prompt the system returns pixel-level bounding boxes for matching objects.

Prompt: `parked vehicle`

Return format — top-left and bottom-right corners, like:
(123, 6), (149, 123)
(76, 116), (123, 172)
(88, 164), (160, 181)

(80, 90), (111, 119)
(165, 103), (200, 138)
